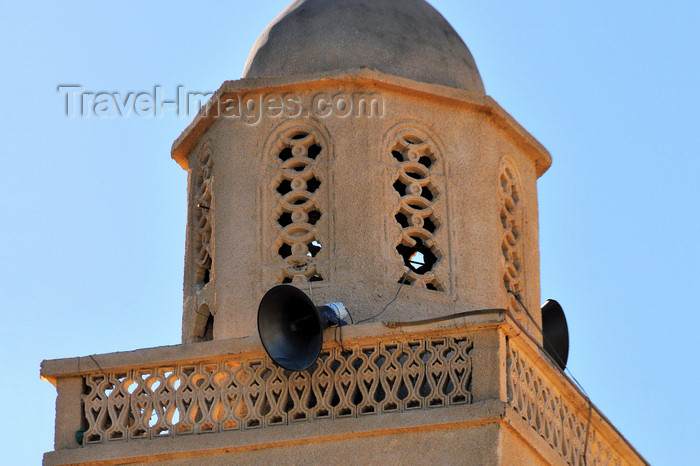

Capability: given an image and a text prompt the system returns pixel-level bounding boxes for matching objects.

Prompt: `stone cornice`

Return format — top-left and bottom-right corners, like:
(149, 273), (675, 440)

(170, 69), (552, 177)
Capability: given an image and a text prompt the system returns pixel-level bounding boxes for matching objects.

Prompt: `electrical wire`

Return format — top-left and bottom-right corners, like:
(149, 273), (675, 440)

(384, 308), (507, 328)
(88, 354), (104, 372)
(333, 325), (345, 353)
(355, 270), (409, 325)
(509, 291), (544, 336)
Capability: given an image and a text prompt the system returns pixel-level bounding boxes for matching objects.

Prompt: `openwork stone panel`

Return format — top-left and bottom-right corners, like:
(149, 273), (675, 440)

(266, 121), (330, 284)
(193, 142), (213, 289)
(499, 158), (523, 311)
(507, 344), (622, 466)
(80, 336), (473, 444)
(387, 123), (447, 291)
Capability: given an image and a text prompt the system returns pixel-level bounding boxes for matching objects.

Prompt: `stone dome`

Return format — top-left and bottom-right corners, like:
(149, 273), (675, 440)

(242, 0), (485, 93)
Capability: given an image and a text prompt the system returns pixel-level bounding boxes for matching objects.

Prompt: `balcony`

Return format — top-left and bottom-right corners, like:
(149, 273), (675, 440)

(41, 310), (644, 465)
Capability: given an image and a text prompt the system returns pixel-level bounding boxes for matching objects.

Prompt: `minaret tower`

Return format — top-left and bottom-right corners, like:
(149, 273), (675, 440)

(42, 1), (645, 464)
(178, 0), (546, 343)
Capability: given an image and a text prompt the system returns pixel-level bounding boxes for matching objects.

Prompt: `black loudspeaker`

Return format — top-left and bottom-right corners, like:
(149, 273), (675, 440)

(541, 299), (569, 370)
(257, 284), (348, 371)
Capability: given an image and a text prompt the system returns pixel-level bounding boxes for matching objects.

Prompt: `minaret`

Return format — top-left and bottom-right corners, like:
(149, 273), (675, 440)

(42, 1), (646, 464)
(177, 0), (546, 344)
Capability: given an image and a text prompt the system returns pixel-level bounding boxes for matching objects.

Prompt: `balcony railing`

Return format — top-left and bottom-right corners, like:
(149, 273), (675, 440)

(41, 312), (644, 465)
(79, 335), (473, 444)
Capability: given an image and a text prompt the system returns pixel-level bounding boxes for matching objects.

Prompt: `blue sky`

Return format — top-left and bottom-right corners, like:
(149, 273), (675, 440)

(1, 1), (698, 464)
